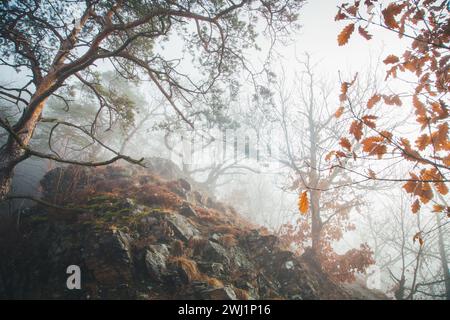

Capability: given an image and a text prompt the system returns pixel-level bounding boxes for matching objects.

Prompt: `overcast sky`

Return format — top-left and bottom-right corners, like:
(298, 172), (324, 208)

(289, 0), (409, 75)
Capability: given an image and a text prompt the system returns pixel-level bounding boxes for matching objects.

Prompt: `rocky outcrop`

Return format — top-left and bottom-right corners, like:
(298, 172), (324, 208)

(0, 163), (360, 300)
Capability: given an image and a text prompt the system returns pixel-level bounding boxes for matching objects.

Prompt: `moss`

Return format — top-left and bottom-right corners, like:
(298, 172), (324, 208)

(29, 215), (49, 223)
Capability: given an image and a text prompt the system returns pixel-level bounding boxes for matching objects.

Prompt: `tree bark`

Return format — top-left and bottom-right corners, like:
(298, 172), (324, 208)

(436, 214), (450, 300)
(0, 94), (50, 200)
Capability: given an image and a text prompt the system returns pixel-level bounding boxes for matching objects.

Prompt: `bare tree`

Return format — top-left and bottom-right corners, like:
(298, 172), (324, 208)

(361, 191), (450, 299)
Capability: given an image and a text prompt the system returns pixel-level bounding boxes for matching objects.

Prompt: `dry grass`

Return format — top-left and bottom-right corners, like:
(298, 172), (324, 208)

(205, 277), (224, 288)
(218, 234), (238, 248)
(131, 235), (158, 251)
(187, 236), (208, 255)
(136, 184), (183, 209)
(169, 257), (202, 282)
(209, 224), (242, 236)
(234, 288), (250, 300)
(171, 239), (185, 257)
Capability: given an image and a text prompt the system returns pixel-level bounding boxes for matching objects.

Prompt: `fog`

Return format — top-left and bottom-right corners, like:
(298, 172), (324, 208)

(0, 0), (448, 300)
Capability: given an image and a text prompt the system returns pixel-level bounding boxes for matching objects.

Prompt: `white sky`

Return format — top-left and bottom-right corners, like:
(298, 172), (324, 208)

(266, 1), (407, 82)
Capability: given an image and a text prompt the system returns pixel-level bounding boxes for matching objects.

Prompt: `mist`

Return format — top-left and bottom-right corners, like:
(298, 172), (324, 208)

(0, 0), (448, 301)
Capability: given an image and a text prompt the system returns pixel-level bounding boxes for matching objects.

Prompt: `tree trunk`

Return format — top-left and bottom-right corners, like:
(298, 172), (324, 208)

(0, 96), (49, 200)
(0, 164), (14, 201)
(310, 188), (322, 254)
(436, 214), (450, 300)
(307, 93), (322, 254)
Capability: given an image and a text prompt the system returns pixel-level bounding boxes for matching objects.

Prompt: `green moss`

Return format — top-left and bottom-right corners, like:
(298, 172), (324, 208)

(29, 215), (49, 223)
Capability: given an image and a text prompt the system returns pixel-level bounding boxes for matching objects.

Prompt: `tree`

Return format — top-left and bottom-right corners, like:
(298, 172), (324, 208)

(35, 71), (146, 162)
(0, 0), (304, 200)
(159, 87), (261, 194)
(333, 0), (449, 217)
(359, 192), (449, 299)
(264, 54), (376, 282)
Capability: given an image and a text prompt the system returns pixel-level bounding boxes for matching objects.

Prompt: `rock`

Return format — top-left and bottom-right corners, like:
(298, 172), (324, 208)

(197, 262), (225, 277)
(145, 245), (170, 282)
(178, 178), (191, 191)
(191, 191), (204, 205)
(163, 212), (199, 241)
(202, 241), (230, 264)
(0, 163), (362, 300)
(75, 229), (136, 299)
(202, 286), (237, 300)
(285, 260), (294, 270)
(40, 166), (88, 200)
(179, 202), (197, 217)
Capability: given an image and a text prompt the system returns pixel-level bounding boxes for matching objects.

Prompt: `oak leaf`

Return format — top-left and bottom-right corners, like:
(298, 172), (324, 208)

(335, 106), (344, 118)
(339, 137), (352, 151)
(411, 200), (421, 213)
(383, 54), (400, 64)
(338, 23), (355, 46)
(349, 120), (363, 141)
(298, 191), (309, 215)
(367, 94), (381, 109)
(358, 26), (372, 40)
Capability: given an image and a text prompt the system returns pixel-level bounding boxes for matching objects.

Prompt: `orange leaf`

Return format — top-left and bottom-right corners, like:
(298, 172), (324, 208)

(413, 232), (424, 246)
(367, 94), (381, 109)
(339, 137), (352, 151)
(362, 115), (377, 128)
(380, 130), (393, 140)
(383, 94), (402, 106)
(325, 151), (335, 161)
(335, 9), (347, 21)
(361, 137), (386, 158)
(298, 191), (309, 215)
(418, 182), (433, 204)
(432, 204), (445, 213)
(415, 134), (430, 151)
(336, 151), (347, 158)
(403, 61), (416, 72)
(443, 155), (450, 167)
(349, 120), (363, 141)
(335, 106), (344, 118)
(413, 95), (426, 118)
(358, 26), (372, 40)
(403, 181), (417, 194)
(383, 54), (399, 64)
(411, 199), (421, 213)
(337, 23), (355, 46)
(382, 3), (403, 29)
(435, 182), (448, 195)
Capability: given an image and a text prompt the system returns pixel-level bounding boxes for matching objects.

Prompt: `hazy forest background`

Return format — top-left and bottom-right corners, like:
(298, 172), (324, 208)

(0, 0), (449, 300)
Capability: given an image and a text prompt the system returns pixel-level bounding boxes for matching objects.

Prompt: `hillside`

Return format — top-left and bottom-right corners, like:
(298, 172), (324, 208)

(0, 159), (381, 299)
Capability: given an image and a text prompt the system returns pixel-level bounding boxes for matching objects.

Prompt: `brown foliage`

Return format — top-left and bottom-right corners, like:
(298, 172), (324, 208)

(337, 23), (355, 46)
(335, 0), (450, 213)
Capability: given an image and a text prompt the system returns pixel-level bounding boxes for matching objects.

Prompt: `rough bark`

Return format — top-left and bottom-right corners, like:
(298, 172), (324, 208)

(0, 85), (52, 200)
(436, 214), (450, 300)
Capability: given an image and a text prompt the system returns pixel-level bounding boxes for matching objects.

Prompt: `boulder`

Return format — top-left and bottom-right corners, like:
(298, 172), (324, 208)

(163, 212), (200, 241)
(179, 202), (197, 217)
(145, 244), (170, 283)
